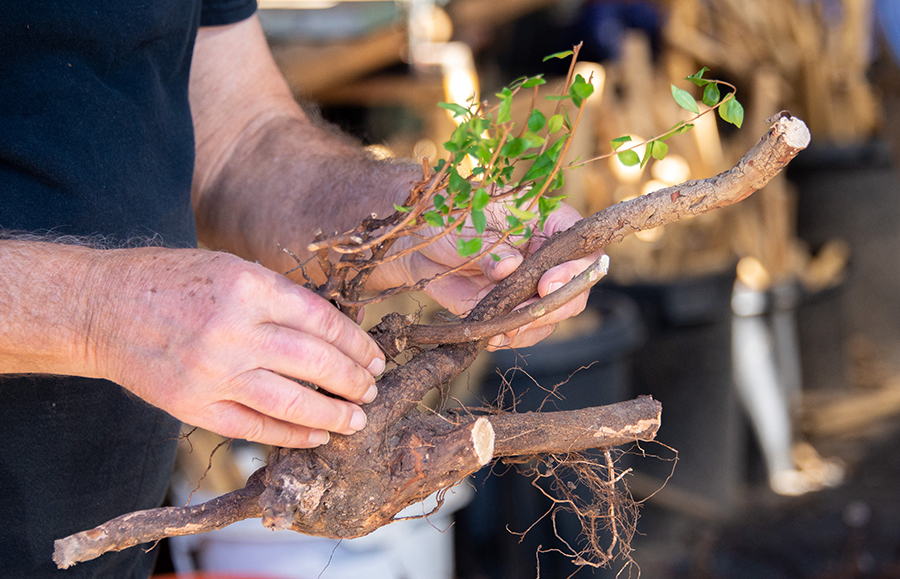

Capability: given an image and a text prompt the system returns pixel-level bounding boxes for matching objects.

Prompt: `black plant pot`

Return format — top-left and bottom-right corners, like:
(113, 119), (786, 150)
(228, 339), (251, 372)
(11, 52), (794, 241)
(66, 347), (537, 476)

(610, 270), (745, 515)
(788, 140), (900, 362)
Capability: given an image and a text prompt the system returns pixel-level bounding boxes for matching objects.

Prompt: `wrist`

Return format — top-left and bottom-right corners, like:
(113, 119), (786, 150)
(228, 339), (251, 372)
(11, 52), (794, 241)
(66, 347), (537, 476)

(0, 240), (108, 378)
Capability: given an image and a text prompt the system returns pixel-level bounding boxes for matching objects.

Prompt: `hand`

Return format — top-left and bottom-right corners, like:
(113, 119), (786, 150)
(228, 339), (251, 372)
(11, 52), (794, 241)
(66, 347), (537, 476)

(89, 248), (385, 448)
(401, 202), (602, 349)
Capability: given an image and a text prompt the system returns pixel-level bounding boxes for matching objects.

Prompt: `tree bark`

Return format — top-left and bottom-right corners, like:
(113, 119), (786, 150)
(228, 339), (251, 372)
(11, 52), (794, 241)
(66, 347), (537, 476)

(54, 115), (809, 570)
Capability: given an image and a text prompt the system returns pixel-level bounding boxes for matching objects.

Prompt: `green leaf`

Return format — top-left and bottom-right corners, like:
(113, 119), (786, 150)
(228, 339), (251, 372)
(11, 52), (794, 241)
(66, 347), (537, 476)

(444, 122), (470, 153)
(472, 188), (491, 211)
(490, 253), (502, 262)
(547, 114), (564, 133)
(570, 74), (594, 106)
(522, 131), (546, 149)
(617, 150), (641, 166)
(685, 67), (711, 87)
(545, 94), (572, 102)
(674, 122), (694, 136)
(719, 96), (744, 128)
(438, 102), (470, 118)
(423, 210), (445, 228)
(521, 137), (567, 183)
(474, 144), (493, 165)
(509, 75), (529, 89)
(448, 169), (472, 197)
(457, 237), (483, 257)
(501, 137), (528, 158)
(671, 85), (700, 114)
(505, 214), (524, 234)
(508, 205), (538, 222)
(433, 194), (446, 211)
(547, 170), (565, 191)
(641, 142), (653, 168)
(538, 195), (564, 217)
(527, 109), (547, 133)
(471, 209), (487, 234)
(651, 140), (669, 161)
(497, 87), (513, 124)
(543, 50), (573, 62)
(522, 76), (547, 88)
(611, 135), (632, 151)
(393, 203), (410, 213)
(702, 83), (721, 107)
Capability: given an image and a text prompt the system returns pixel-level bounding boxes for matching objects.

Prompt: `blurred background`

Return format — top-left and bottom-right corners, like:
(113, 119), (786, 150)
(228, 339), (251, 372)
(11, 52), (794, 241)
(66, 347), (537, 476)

(154, 1), (900, 577)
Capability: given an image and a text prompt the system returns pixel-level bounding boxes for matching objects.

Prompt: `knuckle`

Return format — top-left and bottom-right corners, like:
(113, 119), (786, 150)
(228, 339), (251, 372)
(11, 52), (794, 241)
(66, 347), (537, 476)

(282, 429), (321, 449)
(302, 345), (339, 384)
(301, 346), (369, 399)
(282, 386), (315, 424)
(204, 400), (266, 442)
(228, 267), (266, 300)
(239, 416), (267, 444)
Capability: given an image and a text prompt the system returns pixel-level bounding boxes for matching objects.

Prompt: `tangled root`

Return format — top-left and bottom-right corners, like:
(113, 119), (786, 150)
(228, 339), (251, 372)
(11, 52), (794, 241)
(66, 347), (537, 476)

(512, 447), (640, 573)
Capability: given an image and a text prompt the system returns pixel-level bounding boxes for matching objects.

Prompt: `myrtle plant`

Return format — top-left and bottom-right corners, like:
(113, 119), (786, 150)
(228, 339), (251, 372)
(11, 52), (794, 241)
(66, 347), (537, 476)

(413, 55), (745, 263)
(307, 47), (743, 314)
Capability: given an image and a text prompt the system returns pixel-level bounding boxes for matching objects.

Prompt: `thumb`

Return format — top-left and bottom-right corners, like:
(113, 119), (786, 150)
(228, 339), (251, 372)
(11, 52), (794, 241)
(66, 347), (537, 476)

(478, 246), (524, 283)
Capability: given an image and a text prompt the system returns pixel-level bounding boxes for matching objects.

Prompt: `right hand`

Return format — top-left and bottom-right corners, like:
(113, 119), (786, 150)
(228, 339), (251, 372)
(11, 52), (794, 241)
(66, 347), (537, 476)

(88, 248), (385, 448)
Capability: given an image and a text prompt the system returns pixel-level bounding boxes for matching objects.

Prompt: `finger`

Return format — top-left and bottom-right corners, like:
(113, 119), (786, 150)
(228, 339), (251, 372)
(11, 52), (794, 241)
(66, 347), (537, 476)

(478, 247), (523, 284)
(198, 400), (334, 448)
(487, 281), (590, 350)
(514, 291), (589, 335)
(269, 283), (385, 377)
(232, 369), (368, 436)
(423, 269), (494, 316)
(257, 324), (378, 404)
(537, 254), (602, 298)
(502, 323), (558, 350)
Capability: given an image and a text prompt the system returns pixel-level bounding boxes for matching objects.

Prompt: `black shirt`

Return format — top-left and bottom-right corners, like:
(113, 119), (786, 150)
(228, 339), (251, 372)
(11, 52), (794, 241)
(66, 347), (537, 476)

(0, 1), (256, 576)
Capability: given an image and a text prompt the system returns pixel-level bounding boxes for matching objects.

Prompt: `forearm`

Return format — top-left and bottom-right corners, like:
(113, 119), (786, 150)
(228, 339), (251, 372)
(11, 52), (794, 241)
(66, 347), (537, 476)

(193, 115), (420, 284)
(189, 15), (419, 285)
(0, 240), (102, 376)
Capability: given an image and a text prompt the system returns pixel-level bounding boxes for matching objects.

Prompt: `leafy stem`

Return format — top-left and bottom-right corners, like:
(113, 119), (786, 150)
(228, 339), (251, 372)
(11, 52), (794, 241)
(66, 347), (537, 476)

(576, 71), (743, 170)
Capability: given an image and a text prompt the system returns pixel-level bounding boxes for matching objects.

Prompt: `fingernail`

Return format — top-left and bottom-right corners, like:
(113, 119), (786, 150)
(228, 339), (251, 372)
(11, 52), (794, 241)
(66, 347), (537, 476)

(491, 252), (520, 273)
(349, 410), (367, 432)
(361, 384), (378, 404)
(489, 334), (511, 349)
(548, 282), (563, 293)
(367, 357), (386, 377)
(309, 429), (330, 446)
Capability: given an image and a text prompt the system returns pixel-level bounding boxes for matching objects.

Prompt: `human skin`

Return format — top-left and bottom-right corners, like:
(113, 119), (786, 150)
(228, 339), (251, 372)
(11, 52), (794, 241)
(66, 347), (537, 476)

(0, 14), (597, 449)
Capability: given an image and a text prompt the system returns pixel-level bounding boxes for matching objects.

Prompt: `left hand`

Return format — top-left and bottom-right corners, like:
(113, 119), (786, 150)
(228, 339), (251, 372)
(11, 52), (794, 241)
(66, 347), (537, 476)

(397, 202), (603, 350)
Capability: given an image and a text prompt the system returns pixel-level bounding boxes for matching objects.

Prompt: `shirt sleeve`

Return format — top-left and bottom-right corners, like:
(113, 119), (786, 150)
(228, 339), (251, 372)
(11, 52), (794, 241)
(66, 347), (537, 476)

(200, 0), (258, 27)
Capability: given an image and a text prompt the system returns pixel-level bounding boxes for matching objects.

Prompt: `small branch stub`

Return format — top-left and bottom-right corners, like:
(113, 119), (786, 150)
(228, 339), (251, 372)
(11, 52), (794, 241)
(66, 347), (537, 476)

(472, 416), (495, 465)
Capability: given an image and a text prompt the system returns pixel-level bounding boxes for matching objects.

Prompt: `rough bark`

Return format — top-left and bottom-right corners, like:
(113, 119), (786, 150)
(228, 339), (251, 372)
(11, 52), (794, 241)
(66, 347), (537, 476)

(54, 115), (809, 570)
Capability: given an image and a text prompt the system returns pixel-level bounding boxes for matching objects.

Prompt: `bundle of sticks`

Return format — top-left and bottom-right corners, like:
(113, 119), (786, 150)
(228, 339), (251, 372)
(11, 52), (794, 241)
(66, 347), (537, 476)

(662, 0), (879, 143)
